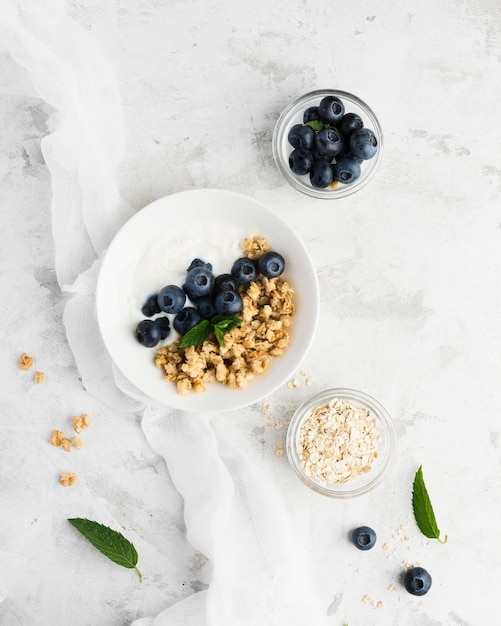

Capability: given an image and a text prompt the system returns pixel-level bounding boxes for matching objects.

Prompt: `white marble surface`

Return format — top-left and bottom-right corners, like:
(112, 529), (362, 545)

(1, 1), (501, 625)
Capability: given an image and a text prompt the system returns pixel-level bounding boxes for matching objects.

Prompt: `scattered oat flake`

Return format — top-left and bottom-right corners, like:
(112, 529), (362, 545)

(389, 585), (397, 592)
(60, 472), (78, 486)
(274, 447), (284, 458)
(72, 413), (90, 433)
(382, 542), (391, 551)
(34, 371), (45, 384)
(377, 600), (384, 609)
(19, 353), (33, 370)
(274, 419), (284, 430)
(362, 594), (372, 604)
(305, 376), (315, 386)
(276, 440), (284, 449)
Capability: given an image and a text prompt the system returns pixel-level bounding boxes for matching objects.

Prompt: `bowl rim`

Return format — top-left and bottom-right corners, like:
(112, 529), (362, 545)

(272, 89), (384, 199)
(286, 387), (397, 497)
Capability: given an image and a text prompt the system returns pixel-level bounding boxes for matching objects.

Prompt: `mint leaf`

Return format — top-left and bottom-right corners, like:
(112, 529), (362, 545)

(68, 518), (143, 581)
(411, 466), (447, 544)
(304, 120), (334, 132)
(179, 319), (212, 348)
(212, 315), (242, 332)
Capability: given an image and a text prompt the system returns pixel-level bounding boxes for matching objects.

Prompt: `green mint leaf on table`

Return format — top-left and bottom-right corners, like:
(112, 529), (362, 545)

(412, 465), (448, 544)
(68, 518), (143, 581)
(179, 316), (242, 348)
(179, 319), (212, 348)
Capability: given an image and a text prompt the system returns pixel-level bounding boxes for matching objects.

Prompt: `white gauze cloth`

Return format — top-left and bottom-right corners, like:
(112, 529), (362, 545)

(0, 2), (328, 624)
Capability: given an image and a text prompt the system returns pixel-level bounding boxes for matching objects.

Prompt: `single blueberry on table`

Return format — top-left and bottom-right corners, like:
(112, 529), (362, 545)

(303, 106), (320, 124)
(332, 156), (361, 185)
(318, 95), (345, 125)
(404, 567), (432, 596)
(351, 526), (377, 550)
(309, 160), (334, 188)
(350, 128), (378, 160)
(154, 316), (171, 340)
(258, 251), (285, 279)
(196, 295), (216, 319)
(184, 266), (215, 300)
(314, 127), (343, 158)
(289, 148), (313, 175)
(338, 112), (364, 139)
(214, 273), (238, 294)
(231, 257), (257, 285)
(173, 307), (203, 335)
(186, 258), (212, 272)
(287, 124), (314, 150)
(214, 289), (243, 316)
(135, 319), (161, 347)
(157, 284), (186, 314)
(141, 294), (161, 317)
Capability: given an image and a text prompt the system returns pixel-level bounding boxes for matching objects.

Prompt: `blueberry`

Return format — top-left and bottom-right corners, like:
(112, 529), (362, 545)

(287, 124), (315, 150)
(135, 319), (161, 347)
(309, 160), (334, 188)
(186, 258), (212, 272)
(154, 316), (171, 340)
(350, 128), (378, 160)
(338, 112), (364, 138)
(289, 148), (313, 175)
(257, 251), (285, 278)
(214, 289), (243, 316)
(184, 266), (215, 300)
(231, 257), (257, 285)
(303, 106), (320, 124)
(173, 307), (203, 335)
(196, 295), (216, 319)
(332, 156), (361, 185)
(351, 526), (377, 550)
(141, 294), (161, 317)
(318, 95), (345, 125)
(214, 273), (238, 294)
(404, 567), (432, 596)
(314, 128), (343, 158)
(157, 285), (186, 314)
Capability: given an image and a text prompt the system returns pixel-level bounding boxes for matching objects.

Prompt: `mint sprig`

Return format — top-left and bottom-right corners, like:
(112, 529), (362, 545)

(304, 120), (335, 132)
(411, 465), (447, 544)
(68, 518), (143, 581)
(179, 315), (242, 348)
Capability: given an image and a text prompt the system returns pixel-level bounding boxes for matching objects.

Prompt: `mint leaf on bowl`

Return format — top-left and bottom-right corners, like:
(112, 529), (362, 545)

(179, 315), (242, 348)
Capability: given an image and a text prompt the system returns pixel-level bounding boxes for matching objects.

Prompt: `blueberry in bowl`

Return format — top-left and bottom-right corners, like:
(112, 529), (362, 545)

(273, 89), (383, 199)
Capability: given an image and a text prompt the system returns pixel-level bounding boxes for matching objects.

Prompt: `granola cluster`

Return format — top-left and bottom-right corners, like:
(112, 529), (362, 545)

(154, 236), (295, 395)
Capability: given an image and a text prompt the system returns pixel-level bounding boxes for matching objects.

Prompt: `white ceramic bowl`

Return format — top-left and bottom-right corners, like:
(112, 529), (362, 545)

(273, 89), (383, 199)
(286, 388), (397, 497)
(96, 188), (319, 412)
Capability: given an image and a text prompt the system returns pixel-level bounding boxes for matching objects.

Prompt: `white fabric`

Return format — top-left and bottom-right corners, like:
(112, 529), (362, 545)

(0, 2), (328, 624)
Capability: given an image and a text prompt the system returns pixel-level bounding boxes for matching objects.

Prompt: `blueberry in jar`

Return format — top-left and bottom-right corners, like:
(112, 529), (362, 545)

(173, 307), (203, 335)
(403, 567), (432, 596)
(287, 124), (315, 150)
(289, 148), (313, 175)
(154, 316), (171, 340)
(257, 251), (285, 279)
(351, 526), (377, 551)
(157, 285), (186, 314)
(303, 106), (320, 124)
(214, 289), (243, 316)
(338, 112), (364, 139)
(184, 266), (215, 300)
(135, 319), (161, 347)
(314, 127), (343, 158)
(231, 257), (257, 285)
(309, 160), (334, 188)
(214, 273), (238, 294)
(350, 128), (378, 160)
(332, 156), (361, 185)
(318, 95), (345, 125)
(141, 293), (161, 317)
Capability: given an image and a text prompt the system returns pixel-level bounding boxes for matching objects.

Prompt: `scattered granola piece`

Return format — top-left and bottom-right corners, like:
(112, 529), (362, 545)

(50, 430), (64, 447)
(60, 473), (78, 487)
(389, 584), (397, 592)
(72, 437), (83, 450)
(34, 371), (45, 384)
(274, 419), (284, 431)
(274, 446), (284, 458)
(376, 600), (384, 609)
(305, 376), (315, 386)
(382, 542), (391, 551)
(72, 413), (90, 434)
(19, 353), (33, 370)
(362, 594), (373, 604)
(261, 403), (271, 417)
(60, 438), (72, 453)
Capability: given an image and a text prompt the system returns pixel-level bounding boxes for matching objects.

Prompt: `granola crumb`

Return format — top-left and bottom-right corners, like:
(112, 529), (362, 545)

(34, 371), (45, 384)
(50, 430), (64, 447)
(382, 542), (391, 551)
(60, 438), (72, 453)
(72, 413), (90, 433)
(362, 594), (373, 604)
(19, 353), (33, 370)
(60, 472), (78, 487)
(72, 437), (83, 450)
(376, 600), (384, 609)
(389, 584), (397, 592)
(305, 376), (315, 386)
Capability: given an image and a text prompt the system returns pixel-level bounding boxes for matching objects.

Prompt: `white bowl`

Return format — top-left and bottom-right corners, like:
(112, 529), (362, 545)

(96, 188), (319, 412)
